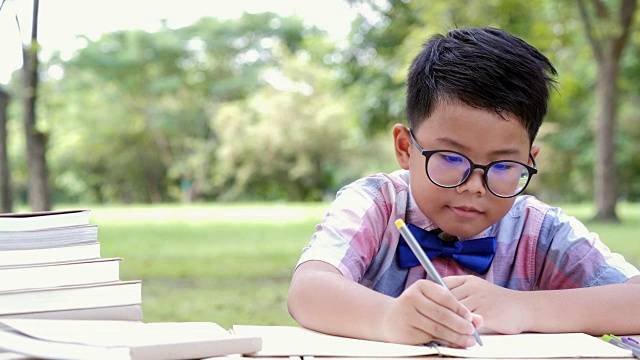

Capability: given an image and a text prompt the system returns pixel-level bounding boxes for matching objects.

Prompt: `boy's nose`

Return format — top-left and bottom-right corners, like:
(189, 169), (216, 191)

(456, 169), (487, 195)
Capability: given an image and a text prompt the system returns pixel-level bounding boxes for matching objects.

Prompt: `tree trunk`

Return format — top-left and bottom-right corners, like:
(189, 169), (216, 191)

(22, 0), (50, 211)
(576, 0), (637, 222)
(593, 53), (619, 222)
(0, 88), (13, 213)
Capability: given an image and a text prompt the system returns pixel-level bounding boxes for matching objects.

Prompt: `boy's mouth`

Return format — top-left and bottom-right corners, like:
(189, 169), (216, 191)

(449, 205), (482, 218)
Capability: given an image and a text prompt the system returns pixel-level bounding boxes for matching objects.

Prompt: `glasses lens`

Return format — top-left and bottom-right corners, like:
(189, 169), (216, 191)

(486, 161), (530, 197)
(426, 151), (471, 187)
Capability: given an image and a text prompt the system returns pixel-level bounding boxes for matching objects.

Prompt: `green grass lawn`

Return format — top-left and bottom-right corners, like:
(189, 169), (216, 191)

(558, 202), (640, 267)
(91, 203), (327, 328)
(87, 201), (640, 328)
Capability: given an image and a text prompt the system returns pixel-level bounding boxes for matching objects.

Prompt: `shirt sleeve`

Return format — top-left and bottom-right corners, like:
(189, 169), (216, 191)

(535, 206), (640, 289)
(295, 176), (395, 282)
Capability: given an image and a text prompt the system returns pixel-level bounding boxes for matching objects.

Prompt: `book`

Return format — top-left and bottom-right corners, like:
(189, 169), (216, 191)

(0, 224), (98, 250)
(0, 319), (262, 360)
(0, 353), (31, 359)
(232, 325), (634, 358)
(0, 257), (120, 291)
(0, 242), (100, 266)
(0, 209), (90, 231)
(0, 208), (144, 331)
(0, 304), (143, 323)
(0, 280), (141, 315)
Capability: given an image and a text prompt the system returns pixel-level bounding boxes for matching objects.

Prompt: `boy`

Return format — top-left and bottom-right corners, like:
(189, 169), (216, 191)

(287, 27), (640, 349)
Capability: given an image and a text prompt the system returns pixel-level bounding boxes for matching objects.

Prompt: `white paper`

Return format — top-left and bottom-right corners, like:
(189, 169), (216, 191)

(233, 325), (633, 359)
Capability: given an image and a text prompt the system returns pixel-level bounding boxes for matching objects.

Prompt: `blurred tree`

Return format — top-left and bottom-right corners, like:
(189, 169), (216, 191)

(618, 13), (640, 201)
(341, 0), (574, 135)
(19, 1), (640, 204)
(522, 3), (597, 202)
(342, 0), (420, 135)
(45, 13), (341, 203)
(0, 86), (11, 212)
(0, 0), (14, 212)
(617, 107), (640, 200)
(210, 43), (352, 201)
(576, 0), (637, 222)
(22, 0), (49, 211)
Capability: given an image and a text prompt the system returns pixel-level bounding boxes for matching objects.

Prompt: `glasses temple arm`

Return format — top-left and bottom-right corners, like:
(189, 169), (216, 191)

(529, 153), (538, 170)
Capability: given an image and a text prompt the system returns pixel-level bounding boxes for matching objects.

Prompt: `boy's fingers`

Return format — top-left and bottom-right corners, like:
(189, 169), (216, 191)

(446, 276), (476, 305)
(411, 314), (477, 349)
(410, 281), (477, 347)
(417, 280), (473, 322)
(471, 313), (484, 329)
(443, 276), (466, 289)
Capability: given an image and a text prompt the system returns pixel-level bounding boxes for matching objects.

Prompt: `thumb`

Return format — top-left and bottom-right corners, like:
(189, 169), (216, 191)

(471, 313), (484, 329)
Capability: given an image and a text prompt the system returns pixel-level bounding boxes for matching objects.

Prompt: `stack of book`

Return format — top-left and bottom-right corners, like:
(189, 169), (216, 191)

(0, 209), (142, 322)
(0, 211), (265, 360)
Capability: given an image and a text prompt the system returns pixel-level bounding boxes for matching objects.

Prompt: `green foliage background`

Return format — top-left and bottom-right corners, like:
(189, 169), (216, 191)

(3, 0), (640, 206)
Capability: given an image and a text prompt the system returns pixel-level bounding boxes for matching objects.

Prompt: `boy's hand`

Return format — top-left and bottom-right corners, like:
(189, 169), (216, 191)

(379, 279), (482, 348)
(445, 275), (527, 334)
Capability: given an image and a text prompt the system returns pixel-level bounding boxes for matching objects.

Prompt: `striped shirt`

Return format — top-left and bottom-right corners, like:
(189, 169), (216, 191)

(297, 170), (639, 297)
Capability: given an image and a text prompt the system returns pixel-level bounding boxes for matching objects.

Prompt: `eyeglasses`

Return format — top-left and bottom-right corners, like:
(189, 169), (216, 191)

(408, 129), (537, 198)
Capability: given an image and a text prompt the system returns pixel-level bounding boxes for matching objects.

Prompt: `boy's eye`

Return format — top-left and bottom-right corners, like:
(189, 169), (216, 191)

(439, 154), (464, 164)
(492, 163), (513, 171)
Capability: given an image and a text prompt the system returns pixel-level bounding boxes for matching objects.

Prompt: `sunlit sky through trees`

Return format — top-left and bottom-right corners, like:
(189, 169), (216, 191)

(0, 0), (357, 83)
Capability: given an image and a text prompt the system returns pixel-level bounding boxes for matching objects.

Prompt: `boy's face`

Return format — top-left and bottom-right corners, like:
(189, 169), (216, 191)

(393, 101), (539, 238)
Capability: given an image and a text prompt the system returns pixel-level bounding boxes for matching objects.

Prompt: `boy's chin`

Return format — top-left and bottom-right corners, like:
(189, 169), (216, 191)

(439, 224), (488, 239)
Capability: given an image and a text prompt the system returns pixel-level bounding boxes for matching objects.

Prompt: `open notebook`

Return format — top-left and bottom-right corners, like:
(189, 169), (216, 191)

(232, 325), (634, 359)
(0, 319), (262, 360)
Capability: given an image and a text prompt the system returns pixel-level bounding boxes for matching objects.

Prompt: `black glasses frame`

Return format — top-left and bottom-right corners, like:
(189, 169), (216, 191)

(408, 128), (538, 198)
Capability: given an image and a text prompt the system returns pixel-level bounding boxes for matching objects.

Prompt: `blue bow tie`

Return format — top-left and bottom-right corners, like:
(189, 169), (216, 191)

(397, 223), (497, 274)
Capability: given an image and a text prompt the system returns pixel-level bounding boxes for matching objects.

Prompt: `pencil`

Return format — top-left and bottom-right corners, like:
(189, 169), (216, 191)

(395, 219), (483, 346)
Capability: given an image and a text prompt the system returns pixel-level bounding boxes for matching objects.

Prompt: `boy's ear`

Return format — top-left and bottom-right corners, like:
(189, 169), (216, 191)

(530, 144), (541, 162)
(393, 124), (411, 170)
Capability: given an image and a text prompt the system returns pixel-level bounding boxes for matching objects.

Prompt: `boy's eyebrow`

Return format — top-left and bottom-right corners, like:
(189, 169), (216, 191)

(434, 137), (523, 157)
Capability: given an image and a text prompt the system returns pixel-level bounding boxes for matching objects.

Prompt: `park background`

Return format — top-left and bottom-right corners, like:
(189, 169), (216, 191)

(1, 0), (640, 328)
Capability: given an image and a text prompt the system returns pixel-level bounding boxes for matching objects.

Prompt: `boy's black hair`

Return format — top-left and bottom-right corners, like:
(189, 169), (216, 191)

(406, 27), (557, 145)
